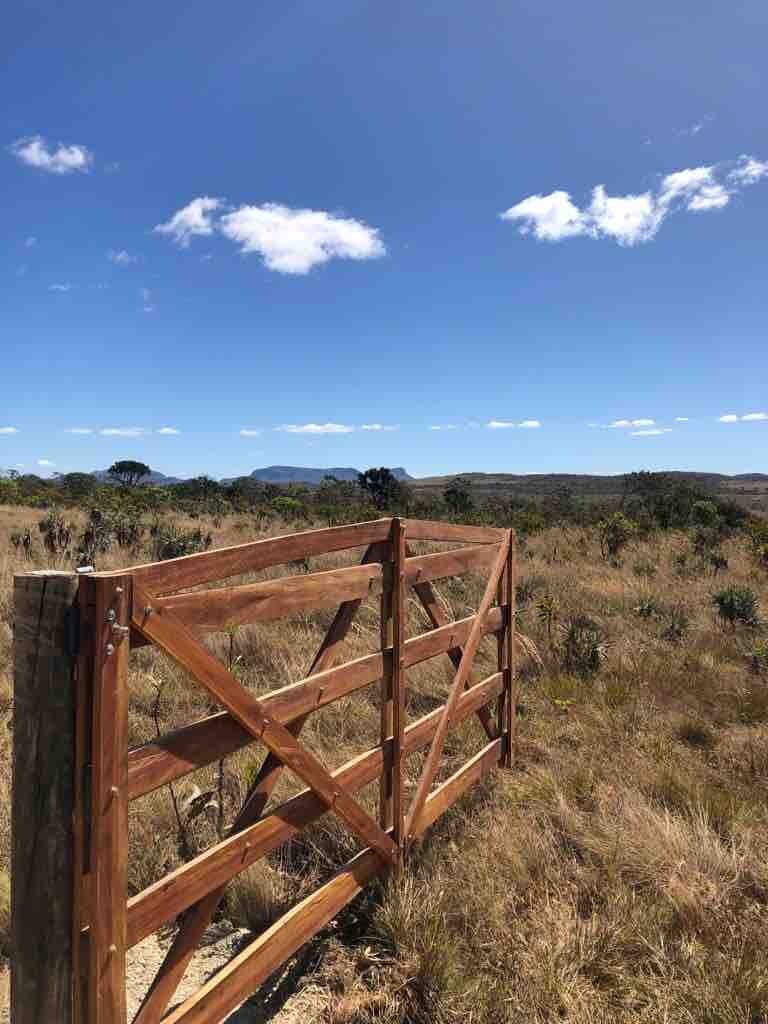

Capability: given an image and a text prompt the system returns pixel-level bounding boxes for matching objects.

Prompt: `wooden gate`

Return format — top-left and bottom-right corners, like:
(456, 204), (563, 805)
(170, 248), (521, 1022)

(14, 516), (517, 1024)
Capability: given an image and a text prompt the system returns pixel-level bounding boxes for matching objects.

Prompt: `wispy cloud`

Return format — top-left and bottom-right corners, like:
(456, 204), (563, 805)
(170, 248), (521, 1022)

(154, 197), (223, 248)
(360, 423), (399, 432)
(65, 427), (93, 435)
(239, 428), (262, 437)
(277, 423), (355, 435)
(501, 154), (768, 246)
(107, 248), (137, 265)
(157, 426), (180, 435)
(486, 419), (542, 430)
(608, 418), (655, 429)
(9, 135), (93, 174)
(674, 416), (690, 422)
(631, 428), (672, 437)
(429, 424), (457, 431)
(100, 427), (145, 437)
(49, 282), (72, 292)
(156, 198), (385, 274)
(0, 427), (19, 435)
(37, 458), (55, 467)
(720, 411), (768, 423)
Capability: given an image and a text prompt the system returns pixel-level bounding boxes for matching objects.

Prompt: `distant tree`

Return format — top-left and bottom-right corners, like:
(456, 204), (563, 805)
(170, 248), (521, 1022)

(108, 460), (151, 488)
(443, 476), (474, 516)
(59, 472), (97, 501)
(598, 511), (637, 558)
(358, 467), (402, 511)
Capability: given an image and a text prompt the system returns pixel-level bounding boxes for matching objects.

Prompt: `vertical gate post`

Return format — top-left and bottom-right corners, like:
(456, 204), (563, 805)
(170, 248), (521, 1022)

(379, 529), (394, 831)
(503, 532), (517, 769)
(12, 570), (80, 1024)
(390, 519), (407, 863)
(83, 575), (131, 1024)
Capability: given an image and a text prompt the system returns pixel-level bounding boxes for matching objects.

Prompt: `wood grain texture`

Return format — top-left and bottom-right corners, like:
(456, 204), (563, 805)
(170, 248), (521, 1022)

(401, 518), (506, 545)
(404, 534), (510, 843)
(413, 737), (504, 836)
(132, 582), (398, 867)
(156, 561), (384, 629)
(127, 606), (504, 800)
(504, 533), (517, 769)
(132, 546), (386, 1024)
(125, 670), (503, 946)
(160, 847), (382, 1024)
(88, 575), (131, 1024)
(12, 571), (79, 1024)
(390, 519), (407, 855)
(96, 519), (391, 595)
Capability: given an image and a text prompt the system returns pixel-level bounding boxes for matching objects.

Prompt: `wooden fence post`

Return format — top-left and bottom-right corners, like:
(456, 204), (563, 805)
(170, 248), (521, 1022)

(503, 533), (516, 769)
(390, 518), (406, 860)
(379, 526), (394, 831)
(12, 570), (80, 1024)
(84, 575), (131, 1024)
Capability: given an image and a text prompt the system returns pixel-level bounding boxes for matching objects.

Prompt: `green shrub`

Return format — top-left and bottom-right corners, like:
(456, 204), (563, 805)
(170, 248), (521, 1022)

(557, 615), (608, 676)
(634, 596), (663, 619)
(661, 608), (690, 644)
(632, 558), (657, 579)
(598, 512), (637, 558)
(152, 524), (213, 561)
(712, 586), (759, 628)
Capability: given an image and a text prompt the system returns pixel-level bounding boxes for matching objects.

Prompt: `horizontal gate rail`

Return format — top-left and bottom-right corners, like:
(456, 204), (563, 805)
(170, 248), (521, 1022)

(14, 517), (517, 1024)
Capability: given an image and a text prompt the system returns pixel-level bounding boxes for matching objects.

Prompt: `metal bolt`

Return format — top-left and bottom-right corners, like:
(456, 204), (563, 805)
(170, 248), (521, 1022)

(115, 586), (123, 595)
(110, 786), (119, 797)
(106, 609), (116, 624)
(105, 643), (114, 656)
(143, 605), (153, 617)
(108, 944), (117, 955)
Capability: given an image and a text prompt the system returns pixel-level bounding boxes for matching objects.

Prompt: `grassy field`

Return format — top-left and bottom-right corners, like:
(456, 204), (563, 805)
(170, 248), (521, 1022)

(1, 504), (768, 1022)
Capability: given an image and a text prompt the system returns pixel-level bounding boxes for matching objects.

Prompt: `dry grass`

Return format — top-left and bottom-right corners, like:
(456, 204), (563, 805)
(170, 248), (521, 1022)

(1, 506), (768, 1021)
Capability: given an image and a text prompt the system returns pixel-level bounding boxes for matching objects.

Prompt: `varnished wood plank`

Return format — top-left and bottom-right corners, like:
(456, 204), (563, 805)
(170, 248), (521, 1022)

(404, 534), (510, 844)
(127, 607), (504, 800)
(125, 671), (503, 947)
(504, 533), (517, 769)
(404, 544), (500, 584)
(160, 847), (383, 1024)
(11, 571), (80, 1024)
(132, 546), (386, 1024)
(156, 561), (384, 629)
(402, 518), (506, 545)
(97, 519), (391, 595)
(390, 519), (406, 857)
(132, 582), (399, 867)
(88, 576), (131, 1024)
(412, 737), (504, 836)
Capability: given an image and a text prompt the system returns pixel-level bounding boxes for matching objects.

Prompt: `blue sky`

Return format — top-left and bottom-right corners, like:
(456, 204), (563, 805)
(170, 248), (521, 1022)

(2, 0), (766, 480)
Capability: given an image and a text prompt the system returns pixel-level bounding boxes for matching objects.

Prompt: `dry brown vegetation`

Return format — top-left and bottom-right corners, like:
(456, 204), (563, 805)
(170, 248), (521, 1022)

(1, 503), (768, 1022)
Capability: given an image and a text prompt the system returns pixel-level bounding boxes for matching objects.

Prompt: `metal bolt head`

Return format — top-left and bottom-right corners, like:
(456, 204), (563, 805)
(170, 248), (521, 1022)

(105, 643), (115, 656)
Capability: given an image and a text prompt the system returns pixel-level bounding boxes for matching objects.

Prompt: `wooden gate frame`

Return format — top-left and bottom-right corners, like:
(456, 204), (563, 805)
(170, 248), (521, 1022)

(12, 517), (516, 1024)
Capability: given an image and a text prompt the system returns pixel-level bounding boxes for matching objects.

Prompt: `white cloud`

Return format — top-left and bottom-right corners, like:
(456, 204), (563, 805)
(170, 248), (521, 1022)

(107, 249), (137, 265)
(100, 427), (145, 437)
(502, 155), (768, 246)
(360, 423), (399, 431)
(429, 425), (457, 431)
(486, 419), (541, 429)
(49, 282), (72, 292)
(674, 417), (690, 422)
(65, 427), (93, 435)
(278, 423), (355, 434)
(157, 426), (180, 435)
(219, 203), (385, 274)
(9, 135), (93, 174)
(239, 428), (262, 437)
(729, 155), (768, 186)
(500, 191), (588, 241)
(154, 197), (222, 247)
(0, 427), (19, 434)
(37, 458), (55, 467)
(631, 428), (671, 436)
(718, 414), (739, 423)
(741, 412), (767, 422)
(608, 418), (655, 429)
